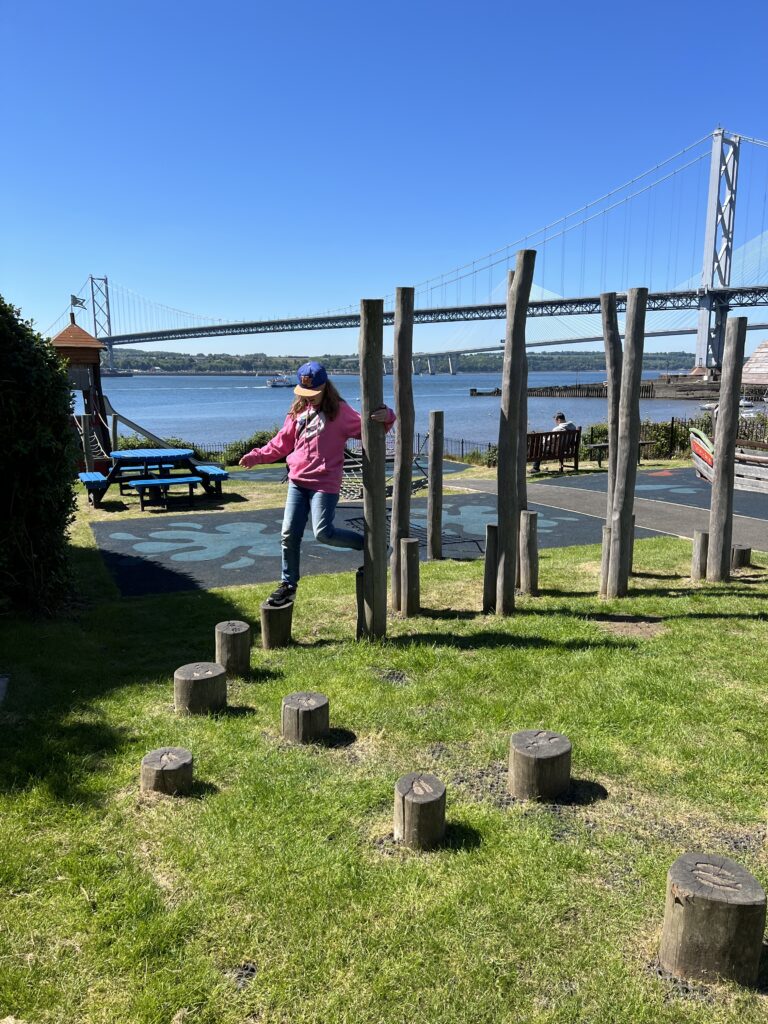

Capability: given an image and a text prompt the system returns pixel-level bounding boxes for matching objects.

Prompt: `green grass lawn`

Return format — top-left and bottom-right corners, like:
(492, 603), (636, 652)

(1, 512), (767, 1023)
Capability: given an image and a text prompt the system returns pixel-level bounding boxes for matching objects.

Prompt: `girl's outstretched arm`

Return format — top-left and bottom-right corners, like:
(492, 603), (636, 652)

(342, 402), (396, 441)
(239, 415), (297, 467)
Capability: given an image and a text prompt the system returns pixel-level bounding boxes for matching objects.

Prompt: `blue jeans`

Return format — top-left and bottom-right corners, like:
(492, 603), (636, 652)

(281, 481), (364, 586)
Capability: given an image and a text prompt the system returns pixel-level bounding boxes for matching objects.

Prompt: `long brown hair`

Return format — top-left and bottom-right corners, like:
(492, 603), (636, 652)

(289, 379), (343, 421)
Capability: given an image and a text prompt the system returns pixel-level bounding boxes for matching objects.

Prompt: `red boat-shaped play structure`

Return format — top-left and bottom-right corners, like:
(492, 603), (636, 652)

(690, 427), (768, 495)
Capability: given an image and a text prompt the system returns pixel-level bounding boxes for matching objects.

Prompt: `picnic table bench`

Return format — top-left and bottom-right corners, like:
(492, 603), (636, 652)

(78, 449), (228, 507)
(527, 428), (581, 471)
(585, 439), (655, 468)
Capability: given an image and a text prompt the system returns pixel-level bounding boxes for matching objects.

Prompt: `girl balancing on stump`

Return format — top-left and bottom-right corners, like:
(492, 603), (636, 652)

(239, 361), (396, 606)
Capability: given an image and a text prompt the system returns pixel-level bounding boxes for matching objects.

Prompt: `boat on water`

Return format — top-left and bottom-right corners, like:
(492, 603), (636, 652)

(266, 375), (294, 388)
(101, 368), (134, 377)
(699, 398), (755, 411)
(690, 427), (768, 493)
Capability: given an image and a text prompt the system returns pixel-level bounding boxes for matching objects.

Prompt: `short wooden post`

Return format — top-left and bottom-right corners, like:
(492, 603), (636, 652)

(359, 298), (388, 638)
(81, 413), (94, 471)
(508, 730), (572, 801)
(390, 287), (415, 612)
(141, 747), (193, 795)
(427, 410), (444, 560)
(707, 317), (747, 582)
(260, 600), (294, 649)
(497, 252), (536, 615)
(281, 692), (330, 744)
(393, 772), (446, 850)
(400, 538), (420, 617)
(483, 523), (498, 613)
(214, 620), (251, 676)
(519, 510), (538, 596)
(731, 544), (752, 570)
(110, 414), (119, 454)
(174, 662), (227, 715)
(599, 526), (611, 598)
(659, 852), (766, 986)
(606, 288), (647, 598)
(692, 530), (709, 580)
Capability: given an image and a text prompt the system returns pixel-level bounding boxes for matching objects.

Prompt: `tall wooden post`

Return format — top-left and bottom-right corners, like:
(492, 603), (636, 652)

(600, 292), (623, 519)
(707, 317), (747, 582)
(516, 352), (529, 590)
(427, 410), (444, 560)
(599, 292), (622, 596)
(359, 299), (387, 638)
(496, 252), (536, 615)
(606, 288), (647, 598)
(390, 287), (415, 611)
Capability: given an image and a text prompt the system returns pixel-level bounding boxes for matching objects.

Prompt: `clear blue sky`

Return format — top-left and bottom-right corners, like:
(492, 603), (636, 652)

(3, 0), (767, 357)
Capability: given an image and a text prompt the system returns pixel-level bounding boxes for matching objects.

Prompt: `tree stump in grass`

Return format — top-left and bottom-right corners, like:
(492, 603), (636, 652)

(260, 599), (294, 649)
(174, 662), (227, 715)
(281, 692), (330, 744)
(141, 747), (193, 795)
(508, 730), (571, 801)
(691, 530), (709, 580)
(659, 852), (766, 986)
(393, 772), (446, 849)
(731, 544), (752, 570)
(214, 620), (251, 675)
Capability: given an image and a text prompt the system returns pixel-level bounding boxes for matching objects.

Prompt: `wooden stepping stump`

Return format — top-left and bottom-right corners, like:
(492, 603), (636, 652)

(141, 747), (193, 795)
(174, 662), (227, 715)
(214, 620), (251, 675)
(508, 730), (572, 801)
(260, 599), (294, 649)
(393, 772), (446, 850)
(659, 852), (766, 986)
(731, 544), (752, 570)
(281, 692), (330, 743)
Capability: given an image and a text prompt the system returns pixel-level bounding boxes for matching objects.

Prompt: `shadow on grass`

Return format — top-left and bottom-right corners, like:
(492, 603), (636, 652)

(188, 780), (221, 799)
(213, 705), (258, 718)
(387, 631), (634, 653)
(320, 727), (357, 749)
(559, 779), (609, 806)
(443, 821), (482, 851)
(417, 607), (483, 622)
(0, 580), (263, 804)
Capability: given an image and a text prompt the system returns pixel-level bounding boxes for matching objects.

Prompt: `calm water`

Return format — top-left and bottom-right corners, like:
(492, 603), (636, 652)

(96, 371), (705, 447)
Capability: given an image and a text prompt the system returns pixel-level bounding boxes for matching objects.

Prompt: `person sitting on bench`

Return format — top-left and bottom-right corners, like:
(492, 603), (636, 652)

(532, 411), (577, 472)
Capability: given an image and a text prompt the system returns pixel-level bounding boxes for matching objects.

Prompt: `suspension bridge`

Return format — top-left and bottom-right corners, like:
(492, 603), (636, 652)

(48, 128), (768, 371)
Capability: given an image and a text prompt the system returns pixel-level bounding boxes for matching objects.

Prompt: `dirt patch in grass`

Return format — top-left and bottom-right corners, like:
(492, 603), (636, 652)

(589, 614), (667, 639)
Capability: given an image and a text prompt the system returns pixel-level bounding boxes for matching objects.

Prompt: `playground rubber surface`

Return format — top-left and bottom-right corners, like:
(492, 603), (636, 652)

(90, 492), (661, 597)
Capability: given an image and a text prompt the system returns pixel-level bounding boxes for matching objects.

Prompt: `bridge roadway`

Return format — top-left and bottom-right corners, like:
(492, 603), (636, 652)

(106, 284), (768, 351)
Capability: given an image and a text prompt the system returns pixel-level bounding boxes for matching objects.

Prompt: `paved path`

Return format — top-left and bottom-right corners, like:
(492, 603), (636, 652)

(456, 466), (768, 552)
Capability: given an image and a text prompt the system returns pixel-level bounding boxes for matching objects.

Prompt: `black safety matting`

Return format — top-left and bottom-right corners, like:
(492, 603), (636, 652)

(536, 466), (768, 520)
(91, 492), (661, 597)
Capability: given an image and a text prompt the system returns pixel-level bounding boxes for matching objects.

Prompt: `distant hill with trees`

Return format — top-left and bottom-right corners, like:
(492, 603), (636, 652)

(106, 348), (695, 374)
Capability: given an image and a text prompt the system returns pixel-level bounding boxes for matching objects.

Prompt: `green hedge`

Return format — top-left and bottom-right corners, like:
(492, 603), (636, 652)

(0, 297), (78, 614)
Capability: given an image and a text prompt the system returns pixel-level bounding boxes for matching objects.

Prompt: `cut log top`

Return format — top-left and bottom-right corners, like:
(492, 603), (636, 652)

(215, 620), (250, 635)
(175, 662), (226, 680)
(282, 691), (328, 711)
(141, 747), (193, 771)
(668, 852), (766, 907)
(395, 772), (446, 802)
(511, 730), (572, 760)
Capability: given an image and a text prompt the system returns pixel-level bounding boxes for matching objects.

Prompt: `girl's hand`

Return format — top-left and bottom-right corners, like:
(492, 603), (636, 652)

(239, 452), (259, 467)
(369, 406), (390, 422)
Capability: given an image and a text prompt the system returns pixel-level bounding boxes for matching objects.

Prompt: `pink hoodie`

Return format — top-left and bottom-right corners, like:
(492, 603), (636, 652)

(240, 401), (396, 494)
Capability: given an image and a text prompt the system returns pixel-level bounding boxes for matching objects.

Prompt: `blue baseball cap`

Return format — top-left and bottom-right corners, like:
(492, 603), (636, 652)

(294, 361), (328, 397)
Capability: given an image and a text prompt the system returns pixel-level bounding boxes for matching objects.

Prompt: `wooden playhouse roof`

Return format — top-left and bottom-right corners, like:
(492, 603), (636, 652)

(742, 340), (768, 386)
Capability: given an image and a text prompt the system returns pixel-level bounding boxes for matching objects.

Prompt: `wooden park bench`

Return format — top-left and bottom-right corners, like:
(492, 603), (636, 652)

(126, 476), (203, 511)
(527, 428), (581, 472)
(585, 439), (655, 468)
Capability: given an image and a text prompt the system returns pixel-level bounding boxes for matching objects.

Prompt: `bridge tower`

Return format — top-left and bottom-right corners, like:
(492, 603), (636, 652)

(695, 129), (740, 372)
(89, 275), (114, 369)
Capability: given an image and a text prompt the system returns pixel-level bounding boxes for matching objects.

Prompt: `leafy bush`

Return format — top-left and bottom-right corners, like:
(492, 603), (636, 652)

(0, 297), (78, 614)
(222, 428), (281, 466)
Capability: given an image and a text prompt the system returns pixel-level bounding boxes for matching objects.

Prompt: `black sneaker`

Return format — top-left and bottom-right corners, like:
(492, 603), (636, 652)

(267, 582), (296, 606)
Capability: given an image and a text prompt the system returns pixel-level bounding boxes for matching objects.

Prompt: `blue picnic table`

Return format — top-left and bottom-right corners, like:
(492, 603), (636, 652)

(79, 448), (228, 509)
